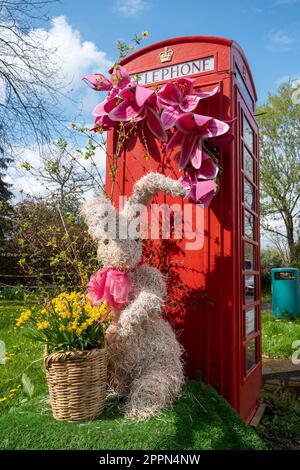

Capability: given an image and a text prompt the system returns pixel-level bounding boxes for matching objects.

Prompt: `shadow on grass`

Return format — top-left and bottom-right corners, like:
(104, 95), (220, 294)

(152, 381), (265, 450)
(0, 381), (265, 450)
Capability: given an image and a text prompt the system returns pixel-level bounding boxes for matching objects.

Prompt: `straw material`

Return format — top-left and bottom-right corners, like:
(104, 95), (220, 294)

(44, 348), (107, 422)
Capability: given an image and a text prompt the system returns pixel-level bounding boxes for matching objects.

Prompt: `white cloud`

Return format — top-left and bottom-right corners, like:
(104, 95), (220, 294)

(115, 0), (148, 16)
(33, 16), (112, 92)
(276, 73), (300, 86)
(2, 16), (111, 198)
(268, 30), (296, 50)
(0, 15), (112, 117)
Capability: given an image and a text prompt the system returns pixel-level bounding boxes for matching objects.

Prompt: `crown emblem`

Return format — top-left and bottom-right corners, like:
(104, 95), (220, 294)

(159, 47), (173, 63)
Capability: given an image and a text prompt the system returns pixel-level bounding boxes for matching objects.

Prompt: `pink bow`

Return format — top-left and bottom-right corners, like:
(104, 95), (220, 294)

(87, 259), (143, 309)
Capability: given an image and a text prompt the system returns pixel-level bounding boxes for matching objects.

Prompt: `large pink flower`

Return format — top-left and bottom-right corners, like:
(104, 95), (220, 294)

(179, 158), (218, 206)
(167, 112), (229, 169)
(82, 73), (112, 91)
(92, 96), (120, 131)
(108, 85), (168, 141)
(83, 66), (130, 94)
(158, 78), (218, 130)
(84, 66), (133, 132)
(180, 174), (217, 207)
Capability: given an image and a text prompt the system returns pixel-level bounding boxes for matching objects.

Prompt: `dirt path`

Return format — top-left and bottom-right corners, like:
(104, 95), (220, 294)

(263, 357), (300, 396)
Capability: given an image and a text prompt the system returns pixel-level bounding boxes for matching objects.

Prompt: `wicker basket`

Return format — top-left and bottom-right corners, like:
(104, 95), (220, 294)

(44, 347), (107, 422)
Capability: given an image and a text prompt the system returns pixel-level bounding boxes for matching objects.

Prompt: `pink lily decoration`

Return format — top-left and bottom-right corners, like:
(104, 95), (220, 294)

(158, 78), (218, 130)
(108, 85), (168, 142)
(92, 96), (120, 131)
(110, 66), (131, 93)
(90, 67), (133, 132)
(167, 112), (229, 170)
(83, 66), (131, 94)
(82, 73), (112, 91)
(180, 164), (218, 207)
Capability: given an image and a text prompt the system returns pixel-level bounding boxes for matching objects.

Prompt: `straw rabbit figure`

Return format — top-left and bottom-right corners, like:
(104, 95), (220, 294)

(81, 173), (187, 419)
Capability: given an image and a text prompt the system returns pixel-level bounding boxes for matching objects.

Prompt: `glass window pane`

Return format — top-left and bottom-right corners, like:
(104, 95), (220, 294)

(235, 66), (254, 111)
(245, 275), (255, 304)
(245, 307), (255, 337)
(244, 179), (254, 210)
(244, 211), (255, 239)
(243, 116), (254, 152)
(244, 243), (256, 271)
(244, 146), (254, 180)
(245, 338), (257, 373)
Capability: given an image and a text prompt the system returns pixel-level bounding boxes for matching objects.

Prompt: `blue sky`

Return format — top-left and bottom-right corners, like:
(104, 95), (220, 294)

(6, 0), (299, 200)
(49, 0), (300, 104)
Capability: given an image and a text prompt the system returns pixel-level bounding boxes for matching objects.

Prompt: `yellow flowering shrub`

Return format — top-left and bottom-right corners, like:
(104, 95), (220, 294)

(15, 292), (110, 353)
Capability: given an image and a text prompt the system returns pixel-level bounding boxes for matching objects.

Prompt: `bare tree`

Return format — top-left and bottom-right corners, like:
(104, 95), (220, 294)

(0, 0), (68, 157)
(21, 138), (105, 204)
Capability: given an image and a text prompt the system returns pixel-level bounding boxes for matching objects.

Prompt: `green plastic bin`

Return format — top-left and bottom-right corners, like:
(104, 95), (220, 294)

(271, 268), (300, 318)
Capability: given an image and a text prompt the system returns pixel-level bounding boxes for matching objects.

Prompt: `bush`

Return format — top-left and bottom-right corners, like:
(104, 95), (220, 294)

(261, 249), (285, 291)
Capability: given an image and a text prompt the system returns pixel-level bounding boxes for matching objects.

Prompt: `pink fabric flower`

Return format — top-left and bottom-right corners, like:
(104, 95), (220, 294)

(108, 85), (168, 141)
(83, 66), (130, 94)
(110, 66), (131, 91)
(180, 165), (218, 207)
(158, 78), (218, 130)
(167, 112), (229, 170)
(82, 73), (112, 91)
(92, 96), (120, 131)
(88, 267), (132, 309)
(84, 66), (133, 131)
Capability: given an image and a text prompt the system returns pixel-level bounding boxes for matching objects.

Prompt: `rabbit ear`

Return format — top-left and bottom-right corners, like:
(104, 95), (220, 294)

(81, 196), (118, 240)
(121, 172), (187, 221)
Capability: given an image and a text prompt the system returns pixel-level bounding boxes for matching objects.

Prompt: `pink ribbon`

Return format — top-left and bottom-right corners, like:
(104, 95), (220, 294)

(87, 259), (143, 309)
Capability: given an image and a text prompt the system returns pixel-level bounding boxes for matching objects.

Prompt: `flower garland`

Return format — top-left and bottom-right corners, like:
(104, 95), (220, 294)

(83, 65), (232, 207)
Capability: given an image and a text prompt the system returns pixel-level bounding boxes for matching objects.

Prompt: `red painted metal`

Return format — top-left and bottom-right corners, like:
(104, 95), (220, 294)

(105, 36), (261, 423)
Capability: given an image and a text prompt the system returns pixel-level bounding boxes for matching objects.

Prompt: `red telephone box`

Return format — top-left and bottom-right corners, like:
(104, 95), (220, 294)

(105, 36), (261, 423)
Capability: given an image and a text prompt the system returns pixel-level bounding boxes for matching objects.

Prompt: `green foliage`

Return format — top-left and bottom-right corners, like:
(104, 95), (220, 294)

(0, 301), (45, 415)
(262, 310), (300, 357)
(6, 197), (99, 288)
(116, 31), (149, 60)
(257, 83), (300, 263)
(258, 390), (300, 450)
(260, 248), (285, 290)
(0, 151), (13, 239)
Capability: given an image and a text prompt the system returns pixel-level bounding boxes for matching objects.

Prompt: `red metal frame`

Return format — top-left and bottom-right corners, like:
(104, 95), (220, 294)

(105, 36), (261, 422)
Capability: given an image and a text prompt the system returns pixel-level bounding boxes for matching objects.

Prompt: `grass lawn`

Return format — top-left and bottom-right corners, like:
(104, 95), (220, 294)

(262, 309), (300, 357)
(0, 300), (264, 450)
(0, 381), (265, 450)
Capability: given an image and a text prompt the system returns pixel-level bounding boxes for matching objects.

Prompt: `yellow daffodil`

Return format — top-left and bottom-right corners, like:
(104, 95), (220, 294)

(0, 398), (7, 403)
(36, 320), (49, 330)
(9, 389), (18, 393)
(16, 309), (32, 327)
(15, 291), (110, 351)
